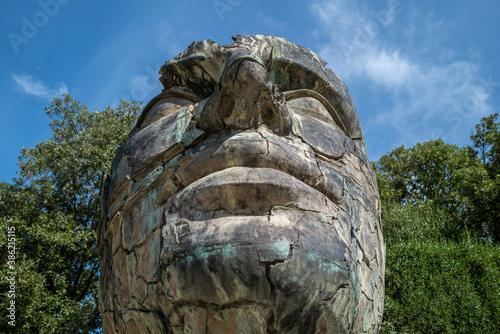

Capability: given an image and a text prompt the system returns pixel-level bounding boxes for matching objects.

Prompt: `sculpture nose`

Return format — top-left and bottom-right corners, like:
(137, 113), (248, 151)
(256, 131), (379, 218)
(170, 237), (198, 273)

(197, 55), (292, 135)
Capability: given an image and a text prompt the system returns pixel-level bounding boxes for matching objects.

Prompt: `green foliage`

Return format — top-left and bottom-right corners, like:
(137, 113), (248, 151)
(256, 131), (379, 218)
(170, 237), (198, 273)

(375, 140), (472, 206)
(471, 113), (500, 175)
(0, 95), (141, 333)
(382, 239), (500, 334)
(374, 129), (500, 243)
(382, 201), (460, 246)
(469, 113), (500, 242)
(379, 112), (500, 333)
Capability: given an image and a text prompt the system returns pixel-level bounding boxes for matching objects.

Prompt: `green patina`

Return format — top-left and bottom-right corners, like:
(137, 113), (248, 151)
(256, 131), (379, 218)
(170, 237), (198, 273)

(180, 127), (205, 148)
(130, 165), (164, 196)
(172, 107), (189, 142)
(182, 243), (238, 263)
(148, 234), (161, 281)
(178, 240), (290, 264)
(136, 191), (160, 242)
(268, 37), (285, 87)
(305, 251), (349, 274)
(258, 240), (291, 262)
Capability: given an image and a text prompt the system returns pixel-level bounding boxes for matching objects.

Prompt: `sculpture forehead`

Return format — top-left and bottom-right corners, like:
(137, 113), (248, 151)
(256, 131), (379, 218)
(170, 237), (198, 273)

(156, 34), (365, 148)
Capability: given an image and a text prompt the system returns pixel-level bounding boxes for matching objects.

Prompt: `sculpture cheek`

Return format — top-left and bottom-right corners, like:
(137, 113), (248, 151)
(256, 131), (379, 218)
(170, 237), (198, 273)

(124, 106), (204, 179)
(292, 112), (347, 159)
(104, 105), (205, 214)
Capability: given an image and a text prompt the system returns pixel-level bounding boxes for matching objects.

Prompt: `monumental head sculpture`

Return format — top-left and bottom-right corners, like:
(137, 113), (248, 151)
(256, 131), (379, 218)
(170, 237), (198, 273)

(99, 35), (385, 333)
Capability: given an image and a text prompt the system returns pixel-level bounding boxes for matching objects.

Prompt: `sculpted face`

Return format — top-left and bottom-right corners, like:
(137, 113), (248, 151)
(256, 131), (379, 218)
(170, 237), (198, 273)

(99, 35), (385, 333)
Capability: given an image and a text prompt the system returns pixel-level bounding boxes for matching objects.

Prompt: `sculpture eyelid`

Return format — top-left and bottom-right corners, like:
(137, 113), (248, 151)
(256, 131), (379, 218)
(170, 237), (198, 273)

(135, 89), (201, 129)
(283, 89), (348, 135)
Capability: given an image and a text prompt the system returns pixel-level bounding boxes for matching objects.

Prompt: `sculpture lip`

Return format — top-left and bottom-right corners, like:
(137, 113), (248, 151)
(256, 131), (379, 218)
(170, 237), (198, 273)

(173, 127), (343, 206)
(167, 166), (338, 219)
(161, 166), (347, 266)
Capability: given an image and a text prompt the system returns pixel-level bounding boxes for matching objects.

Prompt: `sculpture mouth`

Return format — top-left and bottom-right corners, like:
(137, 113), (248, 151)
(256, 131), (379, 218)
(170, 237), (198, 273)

(173, 126), (344, 208)
(167, 166), (338, 219)
(159, 165), (351, 310)
(160, 165), (351, 269)
(105, 109), (353, 222)
(160, 123), (351, 266)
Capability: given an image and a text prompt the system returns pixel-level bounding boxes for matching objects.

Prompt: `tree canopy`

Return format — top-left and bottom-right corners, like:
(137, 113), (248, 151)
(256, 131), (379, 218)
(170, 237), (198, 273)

(374, 113), (500, 243)
(0, 95), (141, 333)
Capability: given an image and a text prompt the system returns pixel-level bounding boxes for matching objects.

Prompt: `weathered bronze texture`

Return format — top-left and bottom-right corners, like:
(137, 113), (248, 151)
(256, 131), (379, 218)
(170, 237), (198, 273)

(99, 35), (385, 333)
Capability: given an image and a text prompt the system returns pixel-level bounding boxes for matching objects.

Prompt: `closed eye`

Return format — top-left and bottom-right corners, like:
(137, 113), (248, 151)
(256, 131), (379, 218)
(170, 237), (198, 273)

(142, 97), (194, 128)
(135, 90), (200, 128)
(284, 89), (347, 135)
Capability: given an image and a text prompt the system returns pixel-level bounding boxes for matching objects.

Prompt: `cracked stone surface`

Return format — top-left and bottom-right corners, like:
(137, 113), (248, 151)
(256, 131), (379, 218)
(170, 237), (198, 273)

(99, 35), (385, 333)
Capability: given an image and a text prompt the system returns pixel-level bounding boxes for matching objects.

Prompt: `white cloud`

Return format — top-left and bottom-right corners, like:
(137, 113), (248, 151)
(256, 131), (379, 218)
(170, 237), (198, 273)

(363, 50), (413, 87)
(12, 74), (68, 101)
(310, 0), (493, 156)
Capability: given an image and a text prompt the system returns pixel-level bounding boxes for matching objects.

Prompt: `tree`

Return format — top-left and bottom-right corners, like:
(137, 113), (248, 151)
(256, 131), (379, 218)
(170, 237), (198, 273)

(470, 113), (500, 241)
(471, 113), (499, 173)
(374, 133), (500, 243)
(0, 95), (141, 333)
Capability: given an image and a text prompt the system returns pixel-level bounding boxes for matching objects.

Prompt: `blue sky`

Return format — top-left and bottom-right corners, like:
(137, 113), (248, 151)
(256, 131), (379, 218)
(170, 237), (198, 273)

(1, 0), (499, 183)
